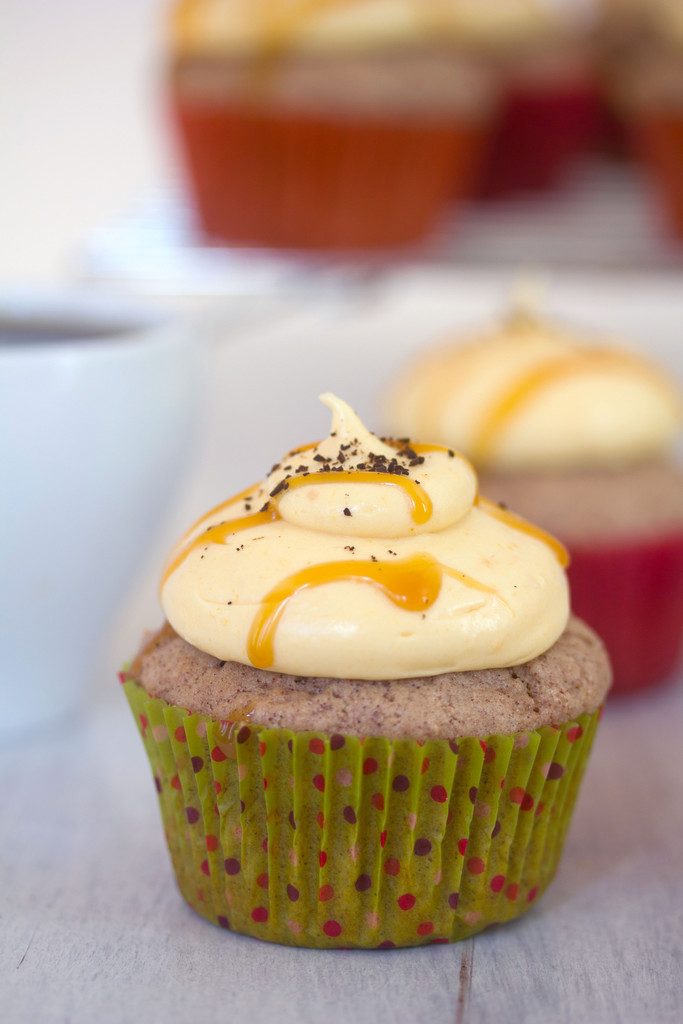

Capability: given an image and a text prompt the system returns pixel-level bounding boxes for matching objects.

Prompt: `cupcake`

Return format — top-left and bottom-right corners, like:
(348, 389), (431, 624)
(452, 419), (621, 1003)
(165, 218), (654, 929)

(604, 1), (683, 238)
(168, 1), (497, 249)
(449, 0), (603, 196)
(385, 302), (683, 694)
(122, 393), (610, 948)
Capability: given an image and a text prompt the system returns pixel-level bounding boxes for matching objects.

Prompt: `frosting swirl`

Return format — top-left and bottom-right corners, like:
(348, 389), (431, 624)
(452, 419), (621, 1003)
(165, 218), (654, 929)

(385, 304), (682, 472)
(161, 394), (569, 679)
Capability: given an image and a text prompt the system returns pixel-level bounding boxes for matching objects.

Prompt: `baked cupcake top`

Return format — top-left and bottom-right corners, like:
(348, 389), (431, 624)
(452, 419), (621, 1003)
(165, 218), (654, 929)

(170, 0), (596, 55)
(161, 394), (569, 680)
(385, 297), (681, 473)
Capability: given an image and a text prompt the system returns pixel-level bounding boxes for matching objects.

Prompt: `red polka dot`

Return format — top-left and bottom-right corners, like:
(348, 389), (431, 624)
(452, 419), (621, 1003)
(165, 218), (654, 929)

(170, 774), (181, 791)
(430, 785), (448, 803)
(448, 892), (459, 909)
(506, 883), (519, 901)
(535, 802), (545, 817)
(330, 734), (345, 751)
(377, 940), (395, 949)
(217, 916), (230, 929)
(380, 830), (387, 848)
(384, 857), (400, 876)
(174, 726), (186, 742)
(343, 806), (357, 825)
(397, 893), (416, 911)
(417, 921), (434, 936)
(309, 738), (325, 755)
(210, 746), (226, 762)
(236, 726), (251, 744)
(469, 786), (478, 803)
(479, 740), (487, 753)
(546, 762), (564, 780)
(467, 856), (485, 875)
(527, 887), (538, 902)
(251, 907), (268, 923)
(520, 793), (534, 812)
(261, 838), (268, 853)
(205, 835), (218, 852)
(200, 859), (210, 876)
(319, 851), (327, 868)
(567, 725), (583, 743)
(263, 778), (268, 790)
(139, 714), (148, 734)
(257, 872), (269, 889)
(312, 774), (325, 792)
(484, 746), (496, 763)
(323, 920), (342, 938)
(316, 812), (325, 829)
(457, 838), (468, 856)
(363, 757), (378, 775)
(214, 780), (222, 794)
(421, 757), (430, 774)
(287, 884), (299, 902)
(258, 741), (267, 757)
(319, 884), (334, 902)
(509, 786), (525, 805)
(490, 874), (505, 893)
(371, 793), (385, 811)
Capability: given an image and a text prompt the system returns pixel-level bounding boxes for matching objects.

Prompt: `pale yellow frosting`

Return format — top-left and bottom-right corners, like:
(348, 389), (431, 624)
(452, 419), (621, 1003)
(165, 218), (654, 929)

(385, 308), (682, 472)
(161, 394), (569, 680)
(170, 0), (596, 55)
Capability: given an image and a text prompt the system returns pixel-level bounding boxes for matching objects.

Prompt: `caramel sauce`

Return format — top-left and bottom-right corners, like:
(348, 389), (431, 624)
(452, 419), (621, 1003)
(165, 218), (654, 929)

(161, 462), (440, 587)
(246, 553), (497, 669)
(471, 352), (647, 465)
(476, 496), (569, 568)
(283, 469), (433, 524)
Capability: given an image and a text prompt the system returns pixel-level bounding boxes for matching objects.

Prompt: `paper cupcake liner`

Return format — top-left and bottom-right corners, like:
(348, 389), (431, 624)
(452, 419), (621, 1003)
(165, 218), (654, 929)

(172, 96), (485, 249)
(478, 83), (602, 197)
(568, 532), (683, 695)
(123, 676), (600, 949)
(633, 115), (683, 240)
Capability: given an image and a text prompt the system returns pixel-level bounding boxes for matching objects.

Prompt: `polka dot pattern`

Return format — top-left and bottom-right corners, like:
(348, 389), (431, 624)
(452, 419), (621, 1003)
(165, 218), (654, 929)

(122, 678), (597, 950)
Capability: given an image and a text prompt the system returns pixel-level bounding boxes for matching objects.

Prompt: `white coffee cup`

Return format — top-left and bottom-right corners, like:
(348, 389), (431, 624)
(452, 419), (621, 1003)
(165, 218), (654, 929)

(0, 289), (202, 738)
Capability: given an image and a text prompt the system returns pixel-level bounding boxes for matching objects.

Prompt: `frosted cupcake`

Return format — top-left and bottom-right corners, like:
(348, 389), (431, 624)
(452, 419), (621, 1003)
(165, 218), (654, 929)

(385, 303), (683, 694)
(122, 393), (610, 948)
(168, 0), (497, 249)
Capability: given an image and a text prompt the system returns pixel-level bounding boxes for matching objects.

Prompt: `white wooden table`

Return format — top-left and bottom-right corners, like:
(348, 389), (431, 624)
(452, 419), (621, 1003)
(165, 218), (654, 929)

(3, 273), (683, 1023)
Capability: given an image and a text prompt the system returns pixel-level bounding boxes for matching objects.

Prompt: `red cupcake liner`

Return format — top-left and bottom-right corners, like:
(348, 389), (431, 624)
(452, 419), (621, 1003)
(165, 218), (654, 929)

(478, 82), (603, 197)
(172, 94), (486, 249)
(567, 532), (683, 695)
(633, 115), (683, 239)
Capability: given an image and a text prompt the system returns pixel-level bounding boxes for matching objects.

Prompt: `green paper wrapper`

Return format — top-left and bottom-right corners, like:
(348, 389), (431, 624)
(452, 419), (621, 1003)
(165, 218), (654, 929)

(123, 676), (600, 949)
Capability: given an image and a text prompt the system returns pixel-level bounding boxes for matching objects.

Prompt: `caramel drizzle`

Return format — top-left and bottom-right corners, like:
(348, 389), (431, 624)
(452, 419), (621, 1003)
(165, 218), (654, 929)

(246, 553), (498, 669)
(161, 464), (437, 587)
(471, 351), (652, 465)
(476, 495), (569, 568)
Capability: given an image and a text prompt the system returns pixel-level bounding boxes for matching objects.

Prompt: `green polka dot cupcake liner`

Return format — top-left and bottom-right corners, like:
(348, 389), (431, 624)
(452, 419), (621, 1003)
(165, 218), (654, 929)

(123, 676), (600, 949)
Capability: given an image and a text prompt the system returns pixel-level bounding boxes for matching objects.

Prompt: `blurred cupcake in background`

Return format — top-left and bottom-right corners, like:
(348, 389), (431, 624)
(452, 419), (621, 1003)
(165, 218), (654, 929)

(449, 0), (603, 196)
(168, 1), (498, 250)
(604, 0), (683, 239)
(384, 288), (683, 695)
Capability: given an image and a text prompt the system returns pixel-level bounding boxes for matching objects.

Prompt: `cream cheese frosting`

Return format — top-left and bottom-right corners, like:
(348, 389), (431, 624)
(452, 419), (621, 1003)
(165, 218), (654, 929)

(161, 394), (569, 679)
(385, 305), (682, 472)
